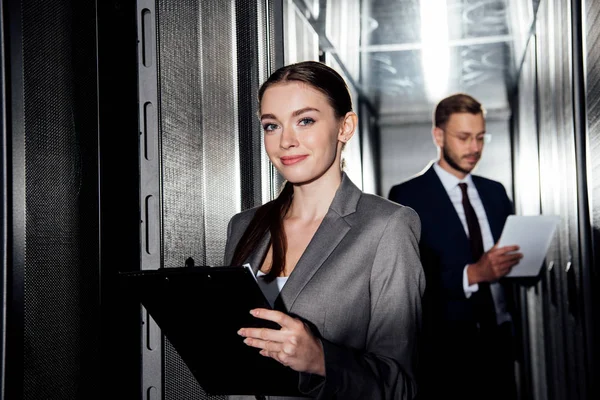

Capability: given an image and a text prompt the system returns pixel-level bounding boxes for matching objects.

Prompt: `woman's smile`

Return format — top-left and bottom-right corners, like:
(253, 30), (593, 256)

(280, 155), (309, 165)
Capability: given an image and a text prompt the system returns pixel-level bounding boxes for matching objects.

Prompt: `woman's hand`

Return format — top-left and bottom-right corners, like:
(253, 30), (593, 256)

(238, 308), (325, 376)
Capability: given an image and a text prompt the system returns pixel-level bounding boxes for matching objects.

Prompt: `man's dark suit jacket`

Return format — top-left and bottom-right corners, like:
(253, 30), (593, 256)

(388, 164), (513, 326)
(388, 164), (517, 399)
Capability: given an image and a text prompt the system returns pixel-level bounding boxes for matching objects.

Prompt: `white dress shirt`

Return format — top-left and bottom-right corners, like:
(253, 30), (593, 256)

(256, 270), (288, 308)
(433, 162), (511, 325)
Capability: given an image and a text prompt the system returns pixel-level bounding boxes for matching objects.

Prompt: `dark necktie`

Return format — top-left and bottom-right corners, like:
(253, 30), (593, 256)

(458, 183), (496, 332)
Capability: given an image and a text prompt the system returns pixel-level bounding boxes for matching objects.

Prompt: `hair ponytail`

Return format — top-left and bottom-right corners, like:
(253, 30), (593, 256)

(231, 181), (293, 281)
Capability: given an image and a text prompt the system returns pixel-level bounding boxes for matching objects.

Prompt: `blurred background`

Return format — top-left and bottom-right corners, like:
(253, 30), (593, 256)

(1, 0), (598, 399)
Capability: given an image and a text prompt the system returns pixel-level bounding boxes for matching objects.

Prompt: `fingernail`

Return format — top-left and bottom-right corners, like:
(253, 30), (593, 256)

(243, 338), (250, 345)
(250, 309), (257, 316)
(237, 329), (244, 336)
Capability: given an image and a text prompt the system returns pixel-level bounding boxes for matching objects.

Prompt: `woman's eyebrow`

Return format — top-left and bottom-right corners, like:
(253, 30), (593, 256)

(260, 107), (320, 121)
(291, 107), (320, 117)
(260, 113), (277, 120)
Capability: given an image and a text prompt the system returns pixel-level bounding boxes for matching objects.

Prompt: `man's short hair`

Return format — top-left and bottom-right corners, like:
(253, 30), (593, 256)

(434, 93), (486, 128)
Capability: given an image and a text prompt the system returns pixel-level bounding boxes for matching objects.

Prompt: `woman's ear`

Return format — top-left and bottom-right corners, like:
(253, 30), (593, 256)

(338, 111), (358, 143)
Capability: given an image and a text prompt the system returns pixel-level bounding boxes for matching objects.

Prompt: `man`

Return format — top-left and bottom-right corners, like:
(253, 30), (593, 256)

(388, 93), (523, 400)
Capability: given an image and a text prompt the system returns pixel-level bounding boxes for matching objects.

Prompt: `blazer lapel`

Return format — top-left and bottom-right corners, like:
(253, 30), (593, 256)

(276, 173), (361, 312)
(422, 166), (470, 246)
(472, 177), (502, 242)
(245, 232), (271, 276)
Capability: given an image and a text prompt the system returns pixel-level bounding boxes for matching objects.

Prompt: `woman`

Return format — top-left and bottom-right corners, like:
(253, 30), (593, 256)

(224, 61), (424, 399)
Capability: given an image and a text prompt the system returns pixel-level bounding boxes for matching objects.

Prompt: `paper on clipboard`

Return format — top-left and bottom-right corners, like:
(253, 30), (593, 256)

(243, 263), (257, 282)
(497, 215), (560, 277)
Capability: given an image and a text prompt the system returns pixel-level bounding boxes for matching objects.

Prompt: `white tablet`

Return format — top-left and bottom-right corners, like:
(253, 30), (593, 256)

(497, 215), (560, 277)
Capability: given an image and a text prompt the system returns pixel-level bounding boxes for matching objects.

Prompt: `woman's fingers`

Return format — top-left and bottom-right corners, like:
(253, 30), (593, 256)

(238, 309), (297, 353)
(249, 308), (300, 329)
(239, 312), (324, 374)
(239, 327), (300, 352)
(238, 308), (303, 346)
(242, 336), (282, 351)
(238, 326), (280, 342)
(242, 332), (295, 367)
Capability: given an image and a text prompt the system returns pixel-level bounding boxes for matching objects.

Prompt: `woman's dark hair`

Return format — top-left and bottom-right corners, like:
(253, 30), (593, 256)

(231, 61), (353, 281)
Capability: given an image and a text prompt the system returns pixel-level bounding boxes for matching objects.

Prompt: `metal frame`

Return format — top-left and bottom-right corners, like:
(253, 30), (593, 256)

(136, 1), (163, 397)
(0, 1), (8, 395)
(572, 0), (595, 398)
(267, 0), (286, 199)
(134, 0), (287, 397)
(0, 0), (25, 398)
(96, 0), (142, 397)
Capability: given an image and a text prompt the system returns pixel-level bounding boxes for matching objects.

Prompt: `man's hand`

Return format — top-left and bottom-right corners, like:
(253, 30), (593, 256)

(468, 244), (523, 284)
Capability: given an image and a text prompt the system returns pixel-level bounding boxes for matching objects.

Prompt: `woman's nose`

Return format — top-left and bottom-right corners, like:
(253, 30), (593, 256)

(280, 127), (299, 149)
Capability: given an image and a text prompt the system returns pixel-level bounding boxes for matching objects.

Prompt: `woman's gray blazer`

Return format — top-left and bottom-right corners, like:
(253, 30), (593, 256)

(224, 173), (425, 400)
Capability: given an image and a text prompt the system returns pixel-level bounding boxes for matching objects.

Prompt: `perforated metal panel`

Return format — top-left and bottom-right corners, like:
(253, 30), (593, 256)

(20, 0), (100, 398)
(324, 0), (360, 80)
(587, 0), (600, 273)
(283, 0), (319, 64)
(151, 1), (277, 398)
(585, 1), (600, 397)
(512, 1), (594, 399)
(536, 2), (571, 398)
(513, 40), (544, 400)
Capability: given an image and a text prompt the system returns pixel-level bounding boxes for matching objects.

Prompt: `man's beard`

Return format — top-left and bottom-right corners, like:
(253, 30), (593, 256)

(442, 146), (476, 175)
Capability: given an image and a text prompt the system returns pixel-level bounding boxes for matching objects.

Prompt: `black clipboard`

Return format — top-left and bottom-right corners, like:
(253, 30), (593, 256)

(119, 266), (303, 396)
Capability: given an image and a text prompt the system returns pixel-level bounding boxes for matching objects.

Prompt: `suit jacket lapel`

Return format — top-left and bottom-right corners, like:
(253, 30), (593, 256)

(422, 166), (470, 247)
(276, 173), (360, 312)
(472, 177), (501, 242)
(246, 232), (271, 276)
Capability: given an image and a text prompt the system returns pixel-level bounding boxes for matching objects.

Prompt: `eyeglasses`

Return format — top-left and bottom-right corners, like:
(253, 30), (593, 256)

(444, 131), (492, 145)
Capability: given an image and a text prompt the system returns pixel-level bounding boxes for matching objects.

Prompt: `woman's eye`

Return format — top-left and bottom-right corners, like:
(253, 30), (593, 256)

(298, 117), (315, 126)
(262, 123), (278, 132)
